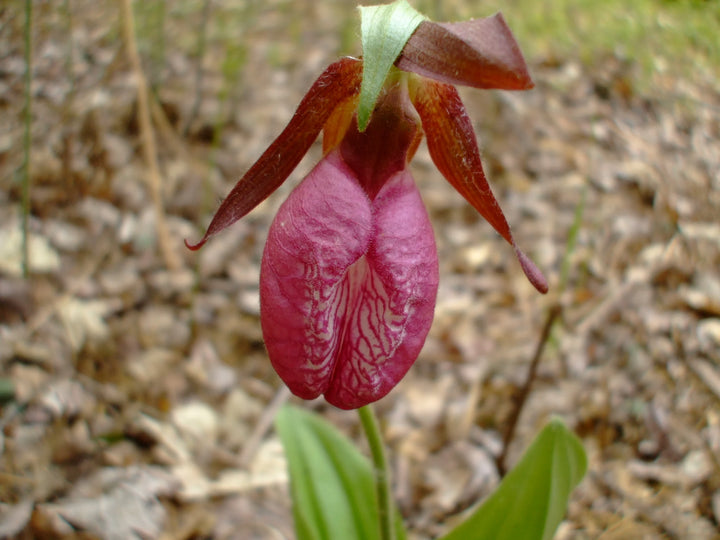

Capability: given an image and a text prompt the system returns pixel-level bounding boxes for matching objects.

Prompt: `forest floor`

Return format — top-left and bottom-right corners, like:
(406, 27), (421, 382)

(1, 1), (719, 538)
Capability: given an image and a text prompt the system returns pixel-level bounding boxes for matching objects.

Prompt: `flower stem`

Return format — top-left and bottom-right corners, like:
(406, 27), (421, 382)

(358, 404), (395, 540)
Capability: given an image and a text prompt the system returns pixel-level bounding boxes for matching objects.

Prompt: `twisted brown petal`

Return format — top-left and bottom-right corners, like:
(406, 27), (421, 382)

(186, 57), (363, 250)
(411, 78), (547, 293)
(397, 13), (533, 90)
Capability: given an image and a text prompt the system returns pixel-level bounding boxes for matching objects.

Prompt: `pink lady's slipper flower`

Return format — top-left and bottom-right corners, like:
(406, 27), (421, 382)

(187, 3), (547, 409)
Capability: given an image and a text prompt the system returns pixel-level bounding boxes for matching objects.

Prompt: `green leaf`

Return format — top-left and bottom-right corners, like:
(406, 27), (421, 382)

(441, 419), (587, 540)
(276, 405), (406, 540)
(358, 0), (426, 131)
(0, 377), (14, 405)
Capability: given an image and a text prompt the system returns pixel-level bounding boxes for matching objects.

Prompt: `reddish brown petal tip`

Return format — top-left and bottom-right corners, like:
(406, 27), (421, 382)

(184, 237), (206, 251)
(515, 247), (548, 294)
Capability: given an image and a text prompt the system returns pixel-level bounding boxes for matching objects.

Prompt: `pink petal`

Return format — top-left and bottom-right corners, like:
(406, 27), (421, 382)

(260, 151), (438, 409)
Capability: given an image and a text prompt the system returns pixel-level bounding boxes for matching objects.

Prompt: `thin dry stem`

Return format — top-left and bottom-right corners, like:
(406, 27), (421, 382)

(119, 0), (180, 271)
(497, 303), (562, 475)
(150, 97), (184, 156)
(21, 0), (33, 278)
(238, 385), (291, 468)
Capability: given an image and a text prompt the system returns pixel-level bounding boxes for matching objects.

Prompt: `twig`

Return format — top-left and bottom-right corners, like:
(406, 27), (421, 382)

(119, 0), (180, 271)
(687, 358), (720, 403)
(497, 303), (562, 475)
(238, 385), (291, 468)
(589, 471), (682, 539)
(150, 96), (184, 156)
(21, 0), (33, 278)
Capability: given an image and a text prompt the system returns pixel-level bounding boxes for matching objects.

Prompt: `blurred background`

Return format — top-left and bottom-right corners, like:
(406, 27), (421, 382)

(1, 0), (719, 538)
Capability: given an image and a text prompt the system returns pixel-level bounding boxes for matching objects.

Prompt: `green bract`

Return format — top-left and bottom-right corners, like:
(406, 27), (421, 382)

(357, 0), (426, 131)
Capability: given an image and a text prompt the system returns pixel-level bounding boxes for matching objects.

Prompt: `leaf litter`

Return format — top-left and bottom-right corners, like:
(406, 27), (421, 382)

(1, 1), (719, 538)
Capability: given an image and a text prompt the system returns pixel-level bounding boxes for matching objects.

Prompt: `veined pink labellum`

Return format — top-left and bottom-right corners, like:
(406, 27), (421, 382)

(260, 151), (438, 409)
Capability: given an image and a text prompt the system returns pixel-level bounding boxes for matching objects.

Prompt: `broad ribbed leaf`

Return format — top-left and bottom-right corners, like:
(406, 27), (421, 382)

(276, 405), (407, 540)
(358, 0), (425, 131)
(411, 77), (547, 293)
(186, 57), (362, 250)
(397, 14), (533, 90)
(441, 419), (587, 540)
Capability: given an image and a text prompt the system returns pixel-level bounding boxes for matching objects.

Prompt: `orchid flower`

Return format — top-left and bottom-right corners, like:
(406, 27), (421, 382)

(187, 2), (547, 410)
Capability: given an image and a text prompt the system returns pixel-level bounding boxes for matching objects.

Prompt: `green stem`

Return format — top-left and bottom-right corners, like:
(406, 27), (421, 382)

(358, 404), (395, 540)
(21, 0), (33, 278)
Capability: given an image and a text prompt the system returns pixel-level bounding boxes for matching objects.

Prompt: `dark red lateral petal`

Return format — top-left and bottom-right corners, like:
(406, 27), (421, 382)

(396, 14), (533, 90)
(185, 57), (363, 250)
(411, 78), (547, 293)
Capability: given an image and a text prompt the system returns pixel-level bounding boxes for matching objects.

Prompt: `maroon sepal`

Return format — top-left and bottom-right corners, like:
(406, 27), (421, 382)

(185, 57), (363, 250)
(397, 13), (533, 91)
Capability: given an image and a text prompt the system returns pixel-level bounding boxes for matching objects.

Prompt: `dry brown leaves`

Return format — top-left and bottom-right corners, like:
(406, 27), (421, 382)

(1, 1), (719, 539)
